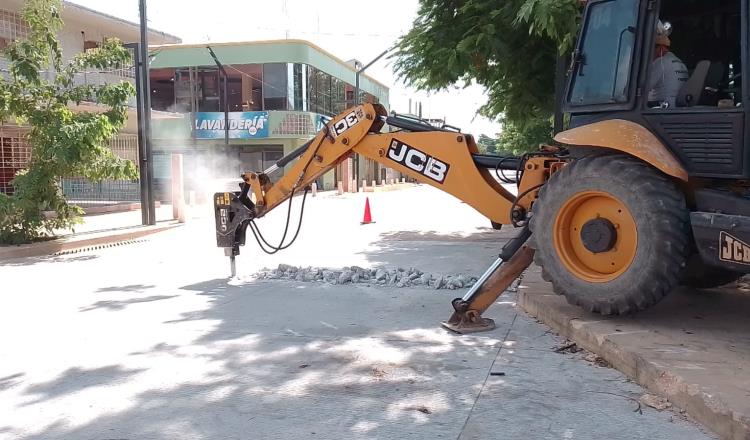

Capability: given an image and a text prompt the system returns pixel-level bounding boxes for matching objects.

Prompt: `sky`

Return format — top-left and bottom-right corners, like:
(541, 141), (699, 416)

(66, 0), (502, 137)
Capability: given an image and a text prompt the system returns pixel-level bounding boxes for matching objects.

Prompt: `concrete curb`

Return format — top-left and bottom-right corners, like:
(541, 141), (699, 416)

(81, 201), (162, 216)
(517, 267), (748, 440)
(0, 222), (181, 261)
(371, 183), (418, 193)
(42, 201), (163, 218)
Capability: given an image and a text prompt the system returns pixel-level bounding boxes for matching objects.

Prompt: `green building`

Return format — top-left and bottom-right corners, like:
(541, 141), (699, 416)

(148, 39), (390, 198)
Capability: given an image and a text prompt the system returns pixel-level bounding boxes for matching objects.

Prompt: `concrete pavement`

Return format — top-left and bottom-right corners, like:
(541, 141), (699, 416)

(0, 186), (714, 439)
(519, 268), (750, 440)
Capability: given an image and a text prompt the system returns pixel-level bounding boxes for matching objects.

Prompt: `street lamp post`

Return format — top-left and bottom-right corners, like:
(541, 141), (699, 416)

(354, 48), (390, 106)
(207, 46), (229, 146)
(138, 0), (156, 225)
(353, 48), (390, 190)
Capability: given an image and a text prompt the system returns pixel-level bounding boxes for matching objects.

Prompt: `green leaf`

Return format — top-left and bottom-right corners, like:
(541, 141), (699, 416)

(394, 0), (580, 144)
(0, 0), (136, 244)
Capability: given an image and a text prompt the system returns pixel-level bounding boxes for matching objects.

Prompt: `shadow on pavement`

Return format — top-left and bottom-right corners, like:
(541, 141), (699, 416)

(0, 373), (25, 391)
(17, 233), (509, 440)
(355, 229), (511, 277)
(96, 284), (157, 294)
(378, 228), (509, 243)
(79, 294), (177, 312)
(22, 365), (146, 407)
(9, 227), (722, 440)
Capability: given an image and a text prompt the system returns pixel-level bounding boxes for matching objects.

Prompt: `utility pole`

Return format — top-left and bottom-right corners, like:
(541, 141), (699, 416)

(354, 49), (390, 106)
(207, 46), (229, 146)
(353, 48), (390, 191)
(127, 42), (147, 226)
(138, 0), (156, 225)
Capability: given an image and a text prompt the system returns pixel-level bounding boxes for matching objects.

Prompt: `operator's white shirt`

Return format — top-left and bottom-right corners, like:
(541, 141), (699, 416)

(648, 51), (689, 107)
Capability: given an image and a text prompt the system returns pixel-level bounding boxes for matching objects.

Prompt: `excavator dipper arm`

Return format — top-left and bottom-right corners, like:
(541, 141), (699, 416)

(213, 103), (567, 333)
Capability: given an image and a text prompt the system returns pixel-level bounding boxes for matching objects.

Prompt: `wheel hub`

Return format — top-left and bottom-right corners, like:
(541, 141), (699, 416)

(580, 218), (617, 253)
(553, 191), (638, 283)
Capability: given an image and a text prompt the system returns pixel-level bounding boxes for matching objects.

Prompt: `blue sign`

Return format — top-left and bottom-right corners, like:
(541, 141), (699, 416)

(194, 112), (269, 139)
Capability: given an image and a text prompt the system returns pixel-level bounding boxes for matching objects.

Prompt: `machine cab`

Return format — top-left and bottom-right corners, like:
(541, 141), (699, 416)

(565, 0), (749, 179)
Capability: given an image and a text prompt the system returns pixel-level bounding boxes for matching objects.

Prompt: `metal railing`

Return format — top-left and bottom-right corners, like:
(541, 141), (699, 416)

(61, 134), (140, 208)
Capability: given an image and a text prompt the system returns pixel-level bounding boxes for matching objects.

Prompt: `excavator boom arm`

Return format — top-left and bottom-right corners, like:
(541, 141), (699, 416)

(234, 103), (538, 224)
(213, 103), (567, 334)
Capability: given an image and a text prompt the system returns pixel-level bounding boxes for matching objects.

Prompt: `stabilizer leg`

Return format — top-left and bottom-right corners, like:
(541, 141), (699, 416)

(442, 227), (534, 334)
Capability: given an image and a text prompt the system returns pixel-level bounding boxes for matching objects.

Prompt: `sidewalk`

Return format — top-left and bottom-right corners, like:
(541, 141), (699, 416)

(0, 205), (182, 261)
(518, 267), (750, 440)
(54, 204), (176, 236)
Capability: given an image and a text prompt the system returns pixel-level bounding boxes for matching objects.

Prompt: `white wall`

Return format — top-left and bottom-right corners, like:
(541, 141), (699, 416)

(58, 26), (84, 63)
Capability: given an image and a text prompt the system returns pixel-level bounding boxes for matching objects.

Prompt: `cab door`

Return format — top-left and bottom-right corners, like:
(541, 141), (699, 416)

(565, 0), (646, 113)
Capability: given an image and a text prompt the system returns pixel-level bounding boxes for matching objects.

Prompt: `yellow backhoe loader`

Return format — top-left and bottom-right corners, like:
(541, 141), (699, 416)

(214, 0), (750, 333)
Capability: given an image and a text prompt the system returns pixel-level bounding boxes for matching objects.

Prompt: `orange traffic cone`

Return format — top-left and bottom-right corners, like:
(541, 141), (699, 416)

(361, 197), (375, 225)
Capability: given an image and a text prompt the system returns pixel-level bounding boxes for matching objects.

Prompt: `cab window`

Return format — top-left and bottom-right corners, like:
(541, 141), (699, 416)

(568, 0), (640, 107)
(649, 0), (742, 109)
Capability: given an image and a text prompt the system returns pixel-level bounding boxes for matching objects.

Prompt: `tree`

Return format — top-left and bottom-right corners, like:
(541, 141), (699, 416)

(477, 134), (499, 155)
(0, 0), (136, 244)
(394, 0), (580, 152)
(498, 116), (554, 156)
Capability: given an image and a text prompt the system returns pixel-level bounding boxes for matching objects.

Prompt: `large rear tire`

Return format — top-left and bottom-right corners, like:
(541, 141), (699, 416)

(530, 154), (690, 315)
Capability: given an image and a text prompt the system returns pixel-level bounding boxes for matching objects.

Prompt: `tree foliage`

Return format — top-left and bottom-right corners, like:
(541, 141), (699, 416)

(0, 0), (136, 244)
(394, 0), (580, 151)
(476, 134), (499, 155)
(498, 116), (554, 155)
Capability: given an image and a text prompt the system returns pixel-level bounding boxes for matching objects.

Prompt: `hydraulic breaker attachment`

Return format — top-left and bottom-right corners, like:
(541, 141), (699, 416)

(214, 182), (256, 277)
(442, 226), (534, 334)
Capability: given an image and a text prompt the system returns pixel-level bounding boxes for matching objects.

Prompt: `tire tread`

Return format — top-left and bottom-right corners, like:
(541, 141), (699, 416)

(530, 154), (690, 315)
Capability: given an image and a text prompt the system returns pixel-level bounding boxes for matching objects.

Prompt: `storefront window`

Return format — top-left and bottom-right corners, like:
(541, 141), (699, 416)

(319, 70), (332, 115)
(345, 85), (355, 109)
(226, 74), (243, 112)
(150, 69), (176, 112)
(174, 68), (193, 113)
(226, 64), (263, 112)
(293, 63), (304, 111)
(150, 61), (386, 115)
(332, 77), (346, 114)
(305, 66), (340, 116)
(197, 68), (220, 112)
(239, 147), (284, 175)
(306, 66), (317, 113)
(263, 63), (289, 110)
(304, 64), (382, 114)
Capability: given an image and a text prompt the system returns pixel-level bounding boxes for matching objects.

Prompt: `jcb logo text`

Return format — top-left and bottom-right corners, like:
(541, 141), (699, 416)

(720, 231), (750, 265)
(387, 140), (450, 184)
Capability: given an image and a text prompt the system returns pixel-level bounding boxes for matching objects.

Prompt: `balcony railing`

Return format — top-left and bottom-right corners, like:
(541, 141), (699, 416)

(72, 70), (137, 107)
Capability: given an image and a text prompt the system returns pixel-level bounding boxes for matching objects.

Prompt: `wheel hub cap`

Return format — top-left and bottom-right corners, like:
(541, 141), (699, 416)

(553, 191), (638, 283)
(580, 218), (617, 253)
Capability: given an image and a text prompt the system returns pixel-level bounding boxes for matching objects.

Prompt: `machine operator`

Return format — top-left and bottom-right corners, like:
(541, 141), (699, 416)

(648, 23), (689, 108)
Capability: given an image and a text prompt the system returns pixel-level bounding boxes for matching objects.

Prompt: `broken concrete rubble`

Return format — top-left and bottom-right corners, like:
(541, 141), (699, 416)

(253, 264), (480, 290)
